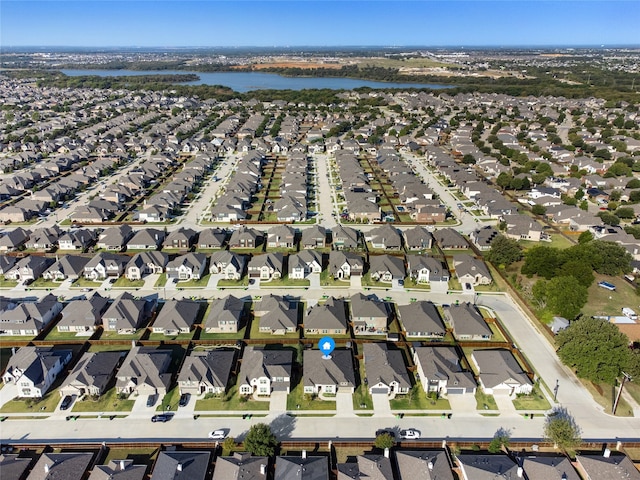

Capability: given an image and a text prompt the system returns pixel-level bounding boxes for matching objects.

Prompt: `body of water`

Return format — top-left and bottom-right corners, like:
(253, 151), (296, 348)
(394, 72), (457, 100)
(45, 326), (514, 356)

(60, 69), (452, 92)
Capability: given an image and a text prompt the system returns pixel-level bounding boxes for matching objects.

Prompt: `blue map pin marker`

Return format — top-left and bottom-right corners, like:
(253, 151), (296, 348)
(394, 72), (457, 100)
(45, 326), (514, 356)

(319, 336), (335, 359)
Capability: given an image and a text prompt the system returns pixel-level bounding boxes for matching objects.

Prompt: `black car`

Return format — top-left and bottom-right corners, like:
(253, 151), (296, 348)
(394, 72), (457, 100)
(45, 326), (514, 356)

(60, 395), (73, 411)
(375, 429), (396, 439)
(179, 393), (190, 407)
(151, 414), (171, 423)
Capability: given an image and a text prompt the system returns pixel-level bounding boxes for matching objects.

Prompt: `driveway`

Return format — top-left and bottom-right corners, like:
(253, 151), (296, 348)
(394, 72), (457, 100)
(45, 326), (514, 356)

(493, 394), (517, 414)
(308, 273), (321, 289)
(269, 391), (287, 415)
(447, 393), (477, 414)
(350, 276), (362, 288)
(371, 393), (392, 417)
(336, 392), (355, 417)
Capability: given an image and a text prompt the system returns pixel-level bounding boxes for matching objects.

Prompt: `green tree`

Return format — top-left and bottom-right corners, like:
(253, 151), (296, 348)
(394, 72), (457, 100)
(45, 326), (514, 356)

(543, 407), (582, 451)
(544, 276), (588, 319)
(581, 240), (633, 275)
(462, 153), (476, 164)
(243, 423), (278, 457)
(531, 204), (547, 215)
(486, 235), (523, 267)
(521, 246), (562, 279)
(496, 172), (512, 191)
(488, 428), (511, 454)
(597, 211), (620, 226)
(626, 350), (640, 379)
(556, 317), (632, 384)
(374, 433), (395, 450)
(578, 231), (594, 244)
(615, 207), (635, 219)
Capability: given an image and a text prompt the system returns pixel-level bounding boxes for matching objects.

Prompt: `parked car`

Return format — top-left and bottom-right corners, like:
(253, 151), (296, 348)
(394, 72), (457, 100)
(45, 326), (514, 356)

(179, 393), (190, 407)
(399, 429), (421, 440)
(208, 429), (227, 440)
(146, 395), (157, 407)
(60, 395), (73, 411)
(151, 414), (171, 423)
(375, 429), (396, 439)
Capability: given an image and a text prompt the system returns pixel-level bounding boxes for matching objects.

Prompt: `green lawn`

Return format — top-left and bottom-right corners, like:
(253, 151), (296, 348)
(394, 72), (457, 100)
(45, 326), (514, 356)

(158, 386), (181, 412)
(0, 277), (18, 288)
(512, 386), (552, 411)
(263, 276), (310, 287)
(353, 364), (373, 410)
(320, 270), (351, 287)
(195, 385), (270, 411)
(198, 326), (246, 340)
(113, 277), (145, 288)
(475, 389), (498, 411)
(102, 448), (158, 468)
(581, 273), (638, 318)
(176, 274), (211, 288)
(390, 386), (451, 410)
(249, 317), (299, 339)
(287, 383), (336, 410)
(0, 390), (62, 414)
(147, 331), (195, 341)
(403, 278), (431, 290)
(154, 273), (168, 287)
(72, 277), (103, 288)
(72, 388), (135, 413)
(98, 329), (146, 340)
(29, 278), (63, 288)
(44, 328), (94, 341)
(217, 278), (249, 287)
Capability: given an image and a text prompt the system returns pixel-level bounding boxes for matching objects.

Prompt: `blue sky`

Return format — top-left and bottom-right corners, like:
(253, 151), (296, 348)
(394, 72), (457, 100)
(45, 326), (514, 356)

(1, 1), (638, 48)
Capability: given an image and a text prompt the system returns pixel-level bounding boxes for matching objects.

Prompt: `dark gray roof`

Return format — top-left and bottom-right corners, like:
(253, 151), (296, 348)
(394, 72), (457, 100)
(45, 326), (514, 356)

(576, 453), (640, 480)
(90, 459), (147, 480)
(413, 346), (476, 391)
(350, 293), (387, 320)
(397, 301), (446, 337)
(178, 350), (235, 390)
(456, 454), (519, 480)
(522, 455), (581, 480)
(27, 452), (94, 480)
(61, 351), (123, 394)
(0, 454), (33, 480)
(150, 451), (211, 480)
(362, 343), (410, 390)
(305, 297), (348, 331)
(303, 349), (355, 389)
(275, 456), (329, 480)
(444, 303), (492, 338)
(212, 453), (268, 480)
(395, 450), (454, 480)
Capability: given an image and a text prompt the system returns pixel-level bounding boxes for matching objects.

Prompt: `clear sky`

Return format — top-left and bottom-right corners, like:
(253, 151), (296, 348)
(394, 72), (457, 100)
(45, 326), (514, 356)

(1, 1), (638, 48)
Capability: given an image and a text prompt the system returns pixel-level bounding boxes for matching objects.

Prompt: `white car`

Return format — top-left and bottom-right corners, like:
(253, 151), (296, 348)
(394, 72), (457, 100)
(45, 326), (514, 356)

(208, 430), (227, 440)
(399, 429), (421, 440)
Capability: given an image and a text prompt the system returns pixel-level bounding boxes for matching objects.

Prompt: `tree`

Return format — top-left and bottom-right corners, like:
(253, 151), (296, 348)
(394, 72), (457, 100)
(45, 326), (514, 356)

(543, 407), (582, 451)
(556, 317), (632, 384)
(496, 172), (512, 191)
(544, 276), (588, 319)
(578, 230), (594, 244)
(488, 428), (511, 453)
(486, 235), (523, 267)
(521, 246), (562, 279)
(243, 423), (278, 457)
(531, 204), (547, 216)
(374, 433), (395, 450)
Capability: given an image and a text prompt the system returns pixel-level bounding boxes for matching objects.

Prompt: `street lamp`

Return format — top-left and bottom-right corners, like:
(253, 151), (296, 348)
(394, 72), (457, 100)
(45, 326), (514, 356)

(553, 379), (559, 402)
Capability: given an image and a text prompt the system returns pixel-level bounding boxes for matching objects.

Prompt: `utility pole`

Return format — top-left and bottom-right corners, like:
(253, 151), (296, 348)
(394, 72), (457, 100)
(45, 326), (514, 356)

(553, 379), (560, 402)
(612, 372), (632, 415)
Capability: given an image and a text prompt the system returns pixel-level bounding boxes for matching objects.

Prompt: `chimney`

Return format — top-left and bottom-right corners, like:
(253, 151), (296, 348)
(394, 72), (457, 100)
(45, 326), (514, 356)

(517, 466), (523, 478)
(120, 460), (126, 471)
(260, 464), (266, 475)
(177, 464), (183, 472)
(44, 464), (50, 473)
(604, 448), (611, 458)
(302, 450), (307, 459)
(384, 448), (389, 458)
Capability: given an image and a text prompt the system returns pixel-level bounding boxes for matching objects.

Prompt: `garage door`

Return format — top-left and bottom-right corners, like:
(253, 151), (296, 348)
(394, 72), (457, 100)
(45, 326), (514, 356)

(371, 387), (389, 395)
(447, 388), (464, 395)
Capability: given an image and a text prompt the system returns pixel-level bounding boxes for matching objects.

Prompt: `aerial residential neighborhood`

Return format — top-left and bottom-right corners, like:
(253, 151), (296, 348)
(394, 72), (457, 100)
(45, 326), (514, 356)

(1, 11), (640, 476)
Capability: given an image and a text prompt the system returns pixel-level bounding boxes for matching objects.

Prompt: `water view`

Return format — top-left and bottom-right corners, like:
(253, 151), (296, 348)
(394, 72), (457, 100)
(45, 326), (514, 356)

(61, 69), (453, 92)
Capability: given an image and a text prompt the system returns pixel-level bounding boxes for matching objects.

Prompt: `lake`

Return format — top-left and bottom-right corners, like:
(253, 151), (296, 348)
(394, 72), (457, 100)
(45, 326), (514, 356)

(60, 69), (453, 93)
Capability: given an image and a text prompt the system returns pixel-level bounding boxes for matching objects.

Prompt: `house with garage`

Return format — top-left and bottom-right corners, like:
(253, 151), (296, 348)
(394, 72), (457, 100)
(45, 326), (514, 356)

(115, 346), (173, 396)
(228, 226), (263, 249)
(267, 224), (297, 249)
(162, 227), (197, 250)
(368, 254), (406, 283)
(328, 251), (364, 280)
(362, 342), (411, 396)
(457, 454), (521, 480)
(209, 250), (246, 280)
(503, 214), (544, 242)
(288, 250), (322, 280)
(56, 293), (110, 333)
(275, 455), (329, 480)
(0, 227), (30, 252)
(303, 349), (356, 395)
(332, 225), (360, 250)
(151, 451), (211, 480)
(521, 454), (581, 480)
(151, 298), (200, 335)
(575, 453), (640, 480)
(366, 224), (403, 250)
(25, 226), (62, 251)
(125, 251), (168, 280)
(255, 294), (298, 335)
(444, 303), (493, 341)
(27, 452), (94, 480)
(403, 226), (434, 251)
(165, 252), (207, 281)
(406, 254), (449, 284)
(177, 349), (235, 396)
(453, 254), (492, 286)
(96, 225), (133, 251)
(237, 346), (293, 396)
(197, 227), (228, 249)
(213, 453), (269, 480)
(396, 300), (446, 339)
(247, 253), (284, 281)
(4, 255), (55, 282)
(126, 228), (165, 250)
(350, 293), (388, 336)
(413, 346), (476, 396)
(204, 294), (245, 333)
(102, 292), (153, 334)
(89, 459), (147, 480)
(471, 349), (533, 396)
(2, 346), (72, 398)
(58, 350), (123, 398)
(83, 252), (129, 280)
(338, 454), (392, 480)
(304, 297), (349, 335)
(301, 225), (327, 249)
(42, 255), (90, 281)
(433, 228), (468, 249)
(0, 294), (62, 336)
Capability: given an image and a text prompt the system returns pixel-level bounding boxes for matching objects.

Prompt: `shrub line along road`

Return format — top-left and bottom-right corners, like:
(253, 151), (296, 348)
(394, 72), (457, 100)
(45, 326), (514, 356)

(2, 153), (639, 444)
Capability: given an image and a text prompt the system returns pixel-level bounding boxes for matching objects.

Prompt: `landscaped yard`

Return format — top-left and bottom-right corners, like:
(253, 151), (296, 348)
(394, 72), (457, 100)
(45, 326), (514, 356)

(195, 385), (270, 411)
(102, 448), (158, 468)
(0, 390), (63, 414)
(249, 316), (300, 340)
(217, 278), (249, 287)
(263, 276), (310, 287)
(0, 277), (18, 288)
(44, 328), (95, 341)
(177, 274), (211, 288)
(29, 278), (63, 289)
(72, 388), (135, 413)
(287, 383), (336, 411)
(475, 389), (498, 411)
(511, 386), (552, 411)
(390, 385), (451, 410)
(72, 277), (103, 288)
(158, 386), (181, 412)
(154, 273), (168, 288)
(113, 277), (145, 288)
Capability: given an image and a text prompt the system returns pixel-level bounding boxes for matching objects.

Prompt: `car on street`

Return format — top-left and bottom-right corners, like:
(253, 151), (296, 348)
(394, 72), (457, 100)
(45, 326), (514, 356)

(208, 429), (227, 440)
(399, 429), (421, 440)
(60, 395), (73, 411)
(151, 414), (171, 423)
(179, 393), (190, 407)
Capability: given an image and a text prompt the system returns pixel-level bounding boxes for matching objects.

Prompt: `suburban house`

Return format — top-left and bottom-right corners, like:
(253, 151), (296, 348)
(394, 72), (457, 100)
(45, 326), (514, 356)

(350, 293), (388, 335)
(209, 250), (246, 280)
(90, 459), (147, 480)
(204, 295), (245, 333)
(247, 253), (284, 281)
(102, 292), (152, 334)
(304, 297), (349, 335)
(151, 298), (200, 335)
(213, 453), (269, 480)
(332, 225), (360, 250)
(503, 214), (544, 241)
(56, 293), (110, 333)
(42, 255), (90, 281)
(267, 224), (297, 249)
(228, 226), (263, 249)
(255, 294), (298, 335)
(127, 228), (165, 250)
(471, 349), (533, 396)
(165, 252), (207, 281)
(413, 346), (477, 396)
(457, 454), (521, 480)
(162, 227), (197, 250)
(124, 251), (168, 280)
(83, 252), (129, 280)
(275, 455), (329, 480)
(237, 346), (293, 396)
(151, 451), (211, 480)
(115, 346), (173, 396)
(453, 254), (492, 286)
(177, 349), (235, 396)
(403, 226), (434, 251)
(0, 227), (30, 252)
(433, 228), (469, 249)
(197, 227), (228, 249)
(362, 342), (411, 396)
(328, 251), (364, 280)
(303, 349), (356, 395)
(288, 250), (322, 279)
(4, 255), (55, 282)
(469, 226), (500, 251)
(338, 454), (392, 480)
(58, 350), (123, 398)
(406, 255), (450, 284)
(444, 303), (493, 341)
(96, 225), (133, 251)
(2, 346), (72, 398)
(0, 294), (62, 336)
(27, 452), (94, 480)
(396, 450), (455, 480)
(521, 455), (581, 480)
(575, 453), (640, 480)
(366, 224), (403, 250)
(368, 254), (406, 283)
(300, 225), (327, 249)
(396, 300), (446, 339)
